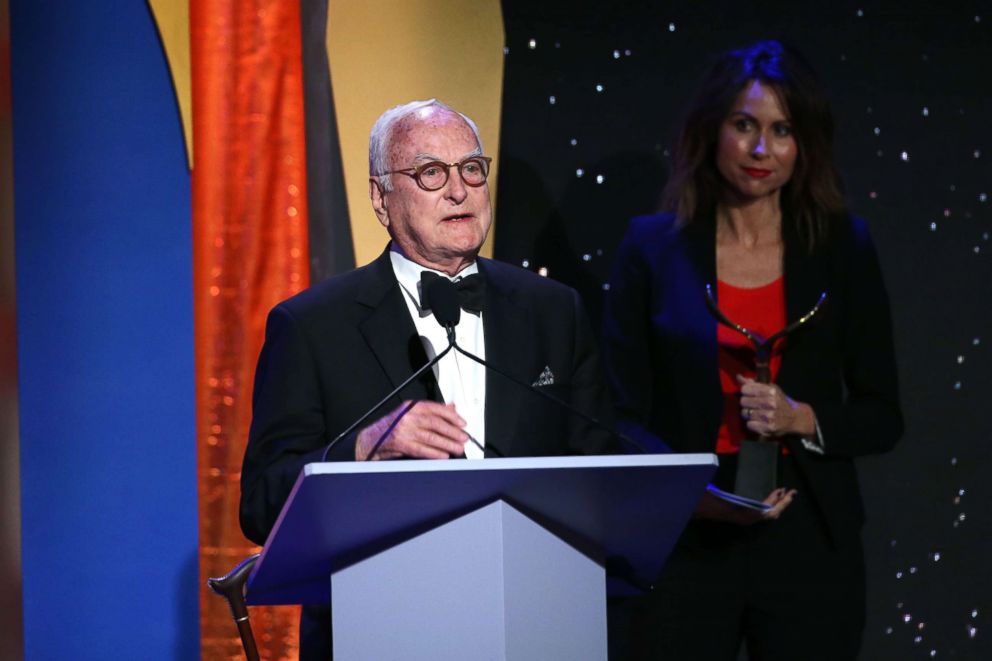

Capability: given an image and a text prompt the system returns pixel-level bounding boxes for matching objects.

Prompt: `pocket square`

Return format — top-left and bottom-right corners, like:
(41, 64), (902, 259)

(532, 365), (555, 387)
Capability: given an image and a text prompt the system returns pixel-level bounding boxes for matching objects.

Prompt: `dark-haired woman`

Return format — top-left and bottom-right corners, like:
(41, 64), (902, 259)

(604, 41), (902, 660)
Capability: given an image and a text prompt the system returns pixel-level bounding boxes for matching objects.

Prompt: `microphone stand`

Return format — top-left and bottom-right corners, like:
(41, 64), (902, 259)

(449, 342), (647, 455)
(320, 341), (456, 461)
(322, 272), (468, 462)
(324, 272), (647, 462)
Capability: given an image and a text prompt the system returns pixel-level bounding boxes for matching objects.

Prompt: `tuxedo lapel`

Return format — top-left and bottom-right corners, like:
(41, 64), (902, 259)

(356, 250), (440, 403)
(478, 260), (535, 457)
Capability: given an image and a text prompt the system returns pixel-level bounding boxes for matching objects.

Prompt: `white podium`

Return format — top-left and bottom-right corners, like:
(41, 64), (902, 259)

(246, 454), (716, 660)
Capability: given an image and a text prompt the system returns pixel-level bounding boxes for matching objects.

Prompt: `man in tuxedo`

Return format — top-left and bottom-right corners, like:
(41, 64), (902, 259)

(239, 99), (615, 658)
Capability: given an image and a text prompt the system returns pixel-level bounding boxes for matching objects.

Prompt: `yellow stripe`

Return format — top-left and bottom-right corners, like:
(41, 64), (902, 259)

(147, 0), (193, 168)
(327, 0), (505, 265)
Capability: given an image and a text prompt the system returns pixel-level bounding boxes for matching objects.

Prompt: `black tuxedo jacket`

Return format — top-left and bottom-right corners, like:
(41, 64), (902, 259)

(603, 213), (903, 546)
(240, 247), (615, 546)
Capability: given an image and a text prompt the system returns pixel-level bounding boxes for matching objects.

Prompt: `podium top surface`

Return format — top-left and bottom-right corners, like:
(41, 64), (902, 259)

(303, 452), (712, 475)
(247, 453), (716, 605)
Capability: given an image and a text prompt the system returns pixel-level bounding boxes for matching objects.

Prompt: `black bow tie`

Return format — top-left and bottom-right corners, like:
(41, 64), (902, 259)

(419, 271), (485, 316)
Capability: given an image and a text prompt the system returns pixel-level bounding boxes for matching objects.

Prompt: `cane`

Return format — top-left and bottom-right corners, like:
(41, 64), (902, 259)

(208, 553), (261, 661)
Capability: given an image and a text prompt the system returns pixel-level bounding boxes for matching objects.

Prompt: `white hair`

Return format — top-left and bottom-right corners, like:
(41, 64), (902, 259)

(368, 99), (484, 192)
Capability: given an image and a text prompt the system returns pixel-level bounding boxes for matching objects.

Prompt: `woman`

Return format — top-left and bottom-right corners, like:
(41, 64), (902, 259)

(603, 41), (903, 660)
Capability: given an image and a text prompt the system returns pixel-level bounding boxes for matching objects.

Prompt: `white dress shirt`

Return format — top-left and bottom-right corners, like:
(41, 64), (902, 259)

(390, 247), (487, 459)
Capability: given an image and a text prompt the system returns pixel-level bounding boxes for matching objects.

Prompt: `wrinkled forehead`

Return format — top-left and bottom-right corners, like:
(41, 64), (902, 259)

(388, 108), (480, 163)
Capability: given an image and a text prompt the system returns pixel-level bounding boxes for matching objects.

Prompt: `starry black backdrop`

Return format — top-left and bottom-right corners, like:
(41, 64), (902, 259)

(494, 1), (990, 659)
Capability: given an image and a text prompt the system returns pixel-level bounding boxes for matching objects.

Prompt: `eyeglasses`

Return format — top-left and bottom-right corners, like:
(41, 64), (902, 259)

(379, 156), (492, 191)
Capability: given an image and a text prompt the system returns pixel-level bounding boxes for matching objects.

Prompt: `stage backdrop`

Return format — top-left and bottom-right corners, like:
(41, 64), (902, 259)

(9, 1), (989, 660)
(495, 1), (990, 659)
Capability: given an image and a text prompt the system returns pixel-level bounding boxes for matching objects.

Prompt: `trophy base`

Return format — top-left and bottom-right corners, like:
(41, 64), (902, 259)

(734, 439), (778, 502)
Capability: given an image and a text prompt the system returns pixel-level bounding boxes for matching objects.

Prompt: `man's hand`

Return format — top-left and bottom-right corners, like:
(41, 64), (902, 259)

(737, 375), (816, 437)
(693, 487), (797, 525)
(355, 400), (468, 461)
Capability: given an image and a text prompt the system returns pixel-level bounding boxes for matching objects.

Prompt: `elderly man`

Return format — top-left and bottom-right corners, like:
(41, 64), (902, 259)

(239, 99), (614, 658)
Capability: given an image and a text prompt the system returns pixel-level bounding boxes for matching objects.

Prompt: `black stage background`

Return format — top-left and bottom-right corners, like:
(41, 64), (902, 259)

(494, 1), (990, 659)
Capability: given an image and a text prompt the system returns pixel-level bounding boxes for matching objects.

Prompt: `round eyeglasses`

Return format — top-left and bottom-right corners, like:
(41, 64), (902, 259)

(379, 156), (492, 191)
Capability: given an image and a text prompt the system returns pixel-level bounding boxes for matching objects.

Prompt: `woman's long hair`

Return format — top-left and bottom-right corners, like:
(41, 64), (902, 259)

(662, 40), (845, 250)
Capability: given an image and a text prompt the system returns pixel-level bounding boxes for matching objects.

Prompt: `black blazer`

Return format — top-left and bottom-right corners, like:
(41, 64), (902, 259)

(603, 213), (903, 545)
(240, 247), (615, 545)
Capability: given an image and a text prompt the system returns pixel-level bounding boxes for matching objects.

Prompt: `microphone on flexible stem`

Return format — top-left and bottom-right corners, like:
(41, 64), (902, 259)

(448, 342), (648, 455)
(319, 273), (462, 461)
(425, 277), (648, 455)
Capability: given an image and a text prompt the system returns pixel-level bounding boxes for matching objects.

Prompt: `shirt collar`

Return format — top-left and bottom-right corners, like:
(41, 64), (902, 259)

(389, 243), (479, 313)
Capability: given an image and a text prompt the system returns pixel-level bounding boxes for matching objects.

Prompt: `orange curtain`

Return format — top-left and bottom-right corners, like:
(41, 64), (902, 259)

(191, 1), (309, 657)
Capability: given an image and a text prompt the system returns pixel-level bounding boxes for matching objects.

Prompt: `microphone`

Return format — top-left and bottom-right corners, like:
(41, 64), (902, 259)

(448, 342), (648, 455)
(322, 272), (646, 461)
(320, 274), (460, 461)
(320, 346), (455, 461)
(320, 273), (476, 461)
(425, 272), (647, 455)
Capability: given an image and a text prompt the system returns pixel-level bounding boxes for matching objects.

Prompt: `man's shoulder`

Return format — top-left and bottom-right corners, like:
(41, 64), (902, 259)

(276, 254), (390, 318)
(478, 257), (578, 300)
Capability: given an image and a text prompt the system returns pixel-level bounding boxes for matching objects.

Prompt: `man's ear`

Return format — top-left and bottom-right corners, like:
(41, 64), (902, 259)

(369, 178), (389, 227)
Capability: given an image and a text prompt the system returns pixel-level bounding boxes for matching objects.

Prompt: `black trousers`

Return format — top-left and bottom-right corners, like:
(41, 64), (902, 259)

(609, 455), (865, 661)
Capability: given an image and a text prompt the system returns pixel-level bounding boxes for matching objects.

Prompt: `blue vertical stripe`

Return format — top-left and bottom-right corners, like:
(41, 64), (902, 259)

(11, 1), (198, 658)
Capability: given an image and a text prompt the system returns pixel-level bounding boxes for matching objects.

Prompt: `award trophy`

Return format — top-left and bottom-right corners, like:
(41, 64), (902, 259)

(704, 285), (827, 501)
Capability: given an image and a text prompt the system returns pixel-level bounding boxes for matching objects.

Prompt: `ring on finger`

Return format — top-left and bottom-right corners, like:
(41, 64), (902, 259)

(743, 407), (751, 419)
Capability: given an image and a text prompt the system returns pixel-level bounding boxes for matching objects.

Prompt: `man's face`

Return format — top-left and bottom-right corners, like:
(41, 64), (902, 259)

(370, 108), (492, 275)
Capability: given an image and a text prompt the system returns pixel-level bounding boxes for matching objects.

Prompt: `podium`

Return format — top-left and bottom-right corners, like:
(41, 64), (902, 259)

(246, 453), (716, 660)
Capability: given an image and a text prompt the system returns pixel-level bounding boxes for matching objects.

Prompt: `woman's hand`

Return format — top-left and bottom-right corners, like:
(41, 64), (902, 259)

(737, 375), (816, 437)
(694, 487), (797, 525)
